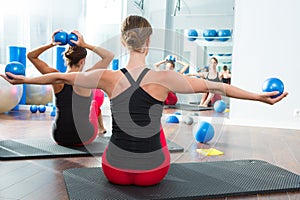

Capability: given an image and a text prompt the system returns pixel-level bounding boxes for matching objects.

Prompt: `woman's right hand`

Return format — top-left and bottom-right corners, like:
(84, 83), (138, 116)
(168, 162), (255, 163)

(51, 29), (63, 46)
(258, 91), (288, 105)
(69, 30), (86, 47)
(0, 72), (27, 85)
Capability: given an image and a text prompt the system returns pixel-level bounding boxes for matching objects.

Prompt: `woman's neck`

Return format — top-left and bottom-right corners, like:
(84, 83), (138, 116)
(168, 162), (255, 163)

(210, 68), (217, 73)
(67, 64), (84, 73)
(126, 51), (146, 70)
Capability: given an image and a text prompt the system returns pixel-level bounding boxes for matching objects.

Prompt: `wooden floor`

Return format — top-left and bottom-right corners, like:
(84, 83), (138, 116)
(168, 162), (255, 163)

(1, 108), (300, 200)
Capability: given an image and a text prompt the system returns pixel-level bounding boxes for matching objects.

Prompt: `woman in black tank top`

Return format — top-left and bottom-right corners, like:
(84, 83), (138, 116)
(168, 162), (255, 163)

(26, 30), (114, 146)
(220, 65), (232, 84)
(199, 57), (222, 107)
(4, 16), (287, 186)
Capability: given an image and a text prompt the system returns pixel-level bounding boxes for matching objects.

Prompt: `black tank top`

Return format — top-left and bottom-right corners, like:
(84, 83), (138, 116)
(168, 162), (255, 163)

(206, 72), (221, 82)
(106, 68), (166, 170)
(53, 84), (94, 145)
(222, 77), (231, 84)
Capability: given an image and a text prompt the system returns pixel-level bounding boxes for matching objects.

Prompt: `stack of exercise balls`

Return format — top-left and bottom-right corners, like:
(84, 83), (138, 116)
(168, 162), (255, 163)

(202, 29), (231, 42)
(0, 64), (24, 113)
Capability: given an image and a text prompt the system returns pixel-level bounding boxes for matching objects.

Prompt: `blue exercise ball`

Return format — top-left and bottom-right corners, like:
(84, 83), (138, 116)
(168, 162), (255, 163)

(214, 100), (227, 113)
(38, 105), (46, 113)
(30, 105), (38, 113)
(50, 106), (56, 117)
(5, 61), (25, 79)
(166, 115), (179, 123)
(262, 77), (284, 98)
(68, 33), (78, 46)
(174, 111), (181, 115)
(203, 29), (217, 41)
(187, 29), (198, 41)
(50, 110), (56, 117)
(54, 31), (68, 45)
(166, 55), (176, 62)
(194, 121), (214, 143)
(217, 29), (231, 42)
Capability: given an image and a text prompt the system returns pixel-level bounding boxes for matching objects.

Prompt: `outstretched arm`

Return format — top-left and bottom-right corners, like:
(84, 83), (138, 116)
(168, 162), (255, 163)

(70, 30), (114, 71)
(157, 70), (288, 105)
(1, 70), (105, 89)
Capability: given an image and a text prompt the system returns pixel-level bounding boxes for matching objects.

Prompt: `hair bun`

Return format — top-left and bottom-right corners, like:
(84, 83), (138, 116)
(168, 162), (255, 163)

(125, 31), (142, 51)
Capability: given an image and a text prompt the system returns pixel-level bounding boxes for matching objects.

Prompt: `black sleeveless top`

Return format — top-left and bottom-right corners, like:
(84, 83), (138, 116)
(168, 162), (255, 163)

(206, 72), (221, 82)
(222, 77), (231, 84)
(52, 84), (94, 145)
(106, 68), (166, 170)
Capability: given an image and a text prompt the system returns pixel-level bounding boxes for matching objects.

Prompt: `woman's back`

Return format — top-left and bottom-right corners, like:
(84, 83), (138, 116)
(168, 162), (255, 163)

(53, 84), (95, 145)
(107, 68), (166, 170)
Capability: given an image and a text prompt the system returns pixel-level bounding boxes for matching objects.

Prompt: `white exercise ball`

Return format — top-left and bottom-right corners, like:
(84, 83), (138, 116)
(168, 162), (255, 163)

(0, 65), (23, 113)
(26, 84), (53, 105)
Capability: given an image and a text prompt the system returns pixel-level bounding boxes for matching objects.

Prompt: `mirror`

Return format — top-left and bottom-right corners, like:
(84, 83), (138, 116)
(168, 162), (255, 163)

(167, 0), (235, 110)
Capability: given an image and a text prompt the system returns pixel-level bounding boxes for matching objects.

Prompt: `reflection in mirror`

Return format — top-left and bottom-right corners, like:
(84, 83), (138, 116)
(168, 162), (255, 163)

(168, 0), (235, 112)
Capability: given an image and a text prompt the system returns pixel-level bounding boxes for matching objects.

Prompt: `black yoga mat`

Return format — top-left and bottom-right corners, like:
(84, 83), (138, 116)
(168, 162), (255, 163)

(165, 103), (214, 111)
(0, 137), (108, 160)
(0, 137), (183, 160)
(63, 160), (300, 200)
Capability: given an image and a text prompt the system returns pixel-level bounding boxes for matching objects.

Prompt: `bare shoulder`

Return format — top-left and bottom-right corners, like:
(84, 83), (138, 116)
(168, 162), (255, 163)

(149, 69), (177, 76)
(146, 69), (177, 81)
(100, 69), (121, 80)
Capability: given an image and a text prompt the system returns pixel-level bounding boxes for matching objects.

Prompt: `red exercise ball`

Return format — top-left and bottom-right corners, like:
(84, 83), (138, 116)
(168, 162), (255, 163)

(165, 92), (178, 105)
(93, 89), (105, 107)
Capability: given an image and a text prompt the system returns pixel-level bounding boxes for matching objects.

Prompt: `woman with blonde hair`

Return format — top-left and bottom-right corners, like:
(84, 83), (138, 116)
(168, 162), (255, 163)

(2, 15), (287, 186)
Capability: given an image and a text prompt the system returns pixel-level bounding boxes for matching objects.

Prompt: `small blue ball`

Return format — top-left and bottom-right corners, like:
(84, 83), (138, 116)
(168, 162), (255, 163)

(68, 33), (78, 46)
(166, 55), (176, 62)
(214, 100), (227, 113)
(174, 111), (182, 115)
(54, 31), (68, 45)
(50, 110), (56, 117)
(38, 105), (46, 113)
(5, 61), (25, 79)
(262, 77), (284, 98)
(30, 105), (38, 113)
(194, 121), (214, 143)
(166, 115), (179, 123)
